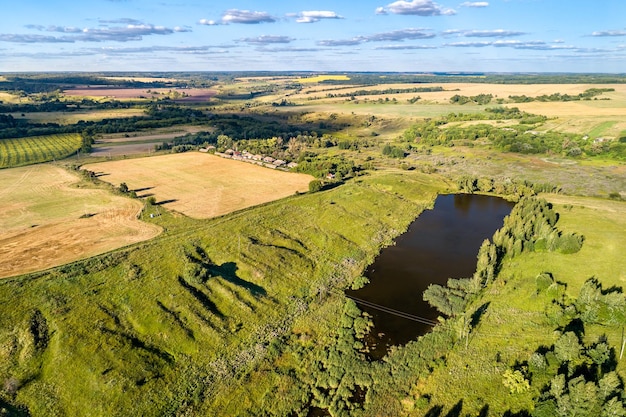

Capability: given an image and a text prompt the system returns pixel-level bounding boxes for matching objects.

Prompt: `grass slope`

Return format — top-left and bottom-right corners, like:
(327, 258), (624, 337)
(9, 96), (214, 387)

(0, 171), (448, 416)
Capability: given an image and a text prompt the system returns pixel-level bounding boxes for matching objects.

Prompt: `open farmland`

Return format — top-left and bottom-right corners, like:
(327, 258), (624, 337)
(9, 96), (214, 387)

(10, 108), (146, 124)
(83, 152), (314, 219)
(0, 133), (82, 168)
(91, 126), (207, 157)
(63, 87), (216, 102)
(0, 165), (160, 278)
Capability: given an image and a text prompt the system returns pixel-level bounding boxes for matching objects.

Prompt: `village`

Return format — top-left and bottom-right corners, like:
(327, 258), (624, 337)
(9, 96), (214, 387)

(203, 146), (299, 171)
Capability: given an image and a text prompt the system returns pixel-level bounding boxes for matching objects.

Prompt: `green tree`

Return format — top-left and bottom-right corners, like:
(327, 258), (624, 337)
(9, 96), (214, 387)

(309, 180), (322, 193)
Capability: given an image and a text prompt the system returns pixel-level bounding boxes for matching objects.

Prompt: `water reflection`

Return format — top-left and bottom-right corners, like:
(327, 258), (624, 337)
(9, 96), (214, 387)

(346, 194), (514, 359)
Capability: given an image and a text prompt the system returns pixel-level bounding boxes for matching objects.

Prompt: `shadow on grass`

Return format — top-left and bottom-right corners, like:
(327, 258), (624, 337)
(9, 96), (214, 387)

(210, 261), (267, 297)
(0, 398), (31, 417)
(177, 276), (224, 318)
(470, 302), (490, 328)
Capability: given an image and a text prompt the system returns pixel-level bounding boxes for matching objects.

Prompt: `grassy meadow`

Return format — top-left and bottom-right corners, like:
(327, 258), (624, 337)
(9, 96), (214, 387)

(1, 73), (625, 416)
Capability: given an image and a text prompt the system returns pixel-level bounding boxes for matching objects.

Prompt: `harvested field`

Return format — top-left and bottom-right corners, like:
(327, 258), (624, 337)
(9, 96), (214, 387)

(64, 87), (216, 101)
(0, 165), (161, 278)
(10, 108), (145, 124)
(90, 143), (158, 157)
(91, 128), (209, 157)
(83, 152), (314, 219)
(288, 82), (625, 104)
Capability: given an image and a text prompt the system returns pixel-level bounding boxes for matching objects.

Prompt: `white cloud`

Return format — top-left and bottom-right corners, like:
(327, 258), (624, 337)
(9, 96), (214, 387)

(591, 30), (626, 37)
(464, 29), (525, 37)
(318, 28), (436, 47)
(460, 2), (489, 7)
(240, 35), (295, 45)
(374, 44), (437, 50)
(377, 0), (456, 16)
(198, 19), (220, 26)
(8, 21), (191, 43)
(294, 11), (343, 23)
(0, 34), (74, 43)
(221, 9), (276, 24)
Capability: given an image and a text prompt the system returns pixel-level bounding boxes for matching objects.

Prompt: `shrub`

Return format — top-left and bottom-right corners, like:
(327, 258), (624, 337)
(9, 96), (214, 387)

(309, 180), (322, 193)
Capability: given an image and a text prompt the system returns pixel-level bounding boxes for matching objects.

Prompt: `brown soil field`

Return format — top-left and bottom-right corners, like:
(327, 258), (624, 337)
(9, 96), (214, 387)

(83, 153), (314, 219)
(0, 165), (161, 278)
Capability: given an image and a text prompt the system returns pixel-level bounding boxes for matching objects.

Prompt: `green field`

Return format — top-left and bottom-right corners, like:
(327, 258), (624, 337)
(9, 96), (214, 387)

(1, 73), (625, 416)
(0, 171), (449, 416)
(588, 120), (618, 138)
(0, 133), (82, 168)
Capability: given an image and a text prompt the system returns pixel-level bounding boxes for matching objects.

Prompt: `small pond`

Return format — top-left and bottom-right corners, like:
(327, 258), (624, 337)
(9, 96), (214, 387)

(346, 193), (514, 359)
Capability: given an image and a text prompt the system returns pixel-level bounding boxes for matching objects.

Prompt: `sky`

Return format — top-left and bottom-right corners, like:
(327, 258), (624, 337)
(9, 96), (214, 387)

(0, 0), (625, 73)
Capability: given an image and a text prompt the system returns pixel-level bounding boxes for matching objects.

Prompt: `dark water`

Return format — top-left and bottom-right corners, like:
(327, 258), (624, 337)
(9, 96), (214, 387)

(346, 194), (514, 359)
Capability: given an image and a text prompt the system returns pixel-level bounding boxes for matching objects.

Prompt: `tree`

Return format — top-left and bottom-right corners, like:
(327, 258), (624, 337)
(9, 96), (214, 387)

(309, 180), (322, 193)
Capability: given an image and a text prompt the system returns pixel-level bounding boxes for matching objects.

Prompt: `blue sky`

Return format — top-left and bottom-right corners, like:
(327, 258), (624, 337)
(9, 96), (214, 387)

(1, 0), (624, 73)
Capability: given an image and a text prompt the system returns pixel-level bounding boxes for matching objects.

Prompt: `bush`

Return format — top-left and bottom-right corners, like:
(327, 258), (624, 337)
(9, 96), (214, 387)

(309, 180), (322, 193)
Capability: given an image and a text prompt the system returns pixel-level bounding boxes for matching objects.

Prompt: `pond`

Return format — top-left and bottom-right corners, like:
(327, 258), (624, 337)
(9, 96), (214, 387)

(346, 193), (514, 359)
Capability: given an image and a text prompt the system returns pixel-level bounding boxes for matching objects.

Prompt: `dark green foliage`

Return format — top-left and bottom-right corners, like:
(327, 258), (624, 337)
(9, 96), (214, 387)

(308, 180), (322, 193)
(575, 279), (626, 326)
(382, 143), (406, 158)
(509, 88), (614, 103)
(530, 279), (626, 416)
(326, 86), (443, 98)
(536, 273), (555, 293)
(449, 94), (493, 105)
(296, 153), (361, 178)
(423, 280), (470, 317)
(492, 197), (583, 258)
(29, 310), (49, 350)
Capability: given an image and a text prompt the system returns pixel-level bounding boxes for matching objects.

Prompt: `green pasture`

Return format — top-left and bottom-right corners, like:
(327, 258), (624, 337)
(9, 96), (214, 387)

(0, 133), (82, 169)
(588, 120), (618, 138)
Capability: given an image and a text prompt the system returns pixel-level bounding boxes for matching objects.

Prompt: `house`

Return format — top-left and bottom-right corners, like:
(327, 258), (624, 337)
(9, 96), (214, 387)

(273, 159), (286, 167)
(263, 156), (275, 163)
(287, 162), (299, 169)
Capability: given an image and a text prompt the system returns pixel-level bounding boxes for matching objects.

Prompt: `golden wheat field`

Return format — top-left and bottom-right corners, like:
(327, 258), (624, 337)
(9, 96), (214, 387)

(83, 152), (314, 219)
(0, 165), (161, 278)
